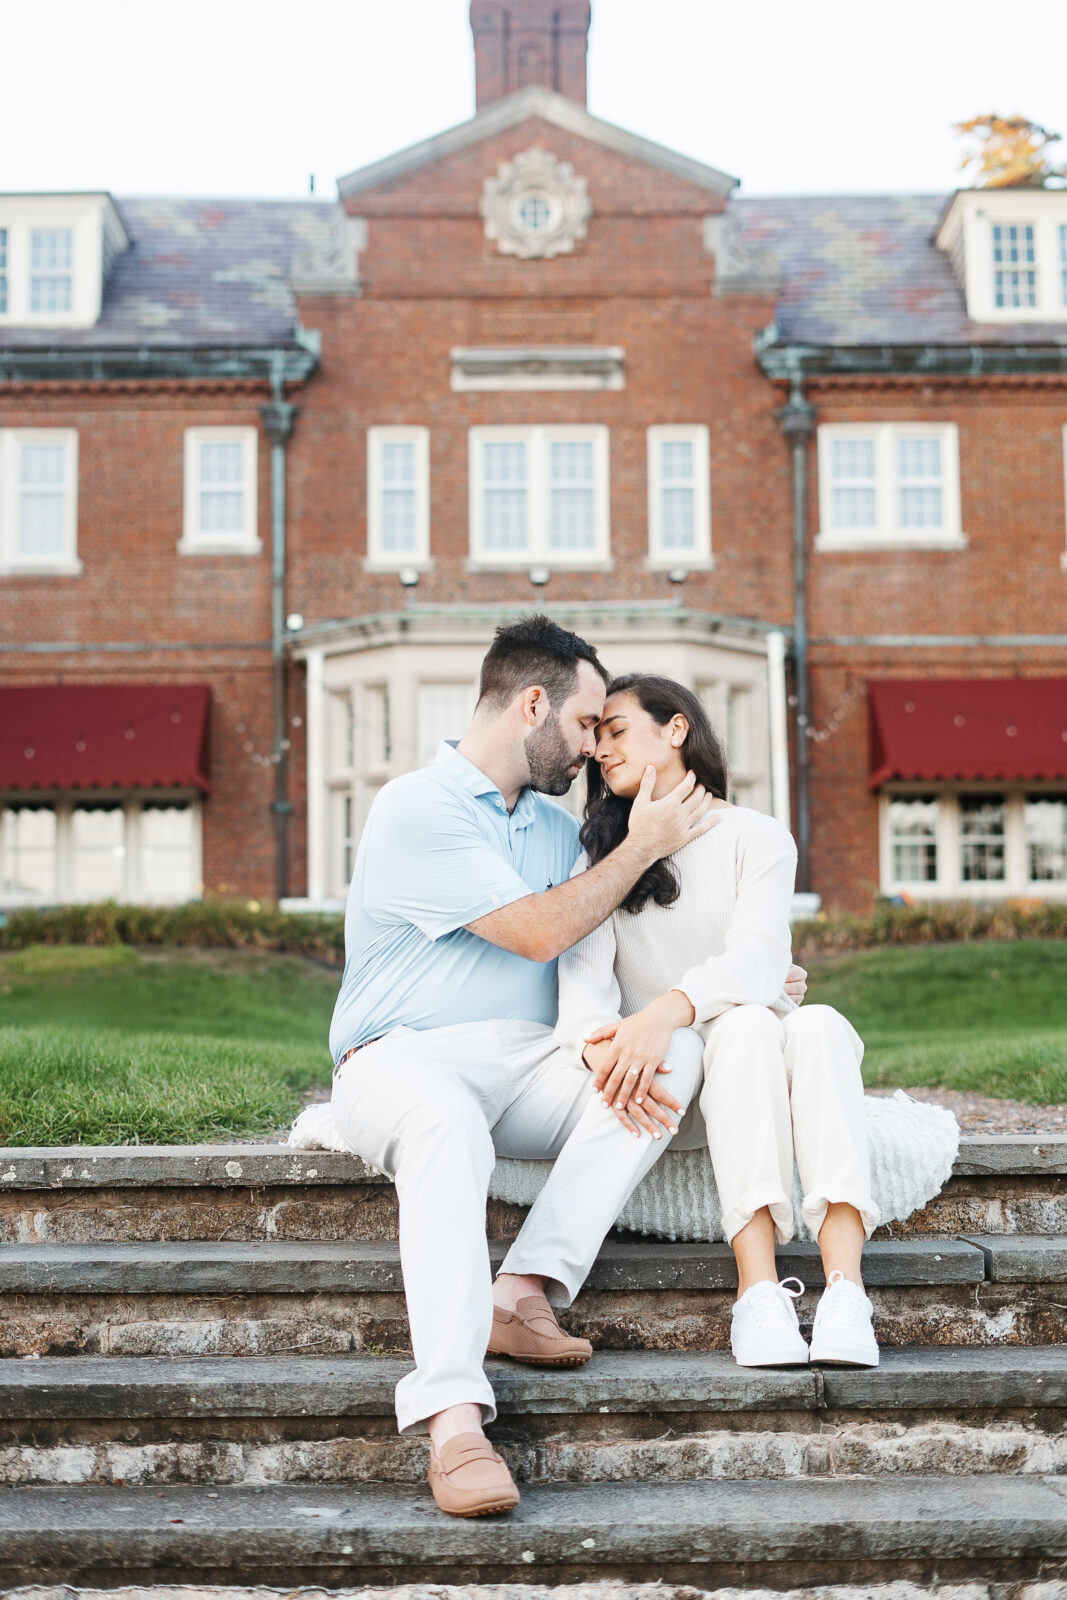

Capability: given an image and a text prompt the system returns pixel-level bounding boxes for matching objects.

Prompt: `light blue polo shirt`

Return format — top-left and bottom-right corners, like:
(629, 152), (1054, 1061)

(329, 741), (582, 1061)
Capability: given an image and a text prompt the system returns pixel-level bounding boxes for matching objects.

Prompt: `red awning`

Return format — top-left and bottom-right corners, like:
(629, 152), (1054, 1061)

(0, 684), (211, 793)
(868, 679), (1067, 790)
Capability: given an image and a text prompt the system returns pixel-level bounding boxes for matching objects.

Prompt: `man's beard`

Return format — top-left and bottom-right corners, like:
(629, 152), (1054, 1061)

(526, 710), (583, 796)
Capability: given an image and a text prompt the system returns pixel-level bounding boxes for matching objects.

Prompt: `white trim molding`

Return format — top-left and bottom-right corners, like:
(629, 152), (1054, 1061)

(451, 346), (624, 392)
(0, 192), (128, 328)
(180, 427), (260, 555)
(366, 426), (431, 570)
(816, 422), (964, 552)
(647, 424), (712, 569)
(468, 424), (610, 569)
(0, 428), (80, 575)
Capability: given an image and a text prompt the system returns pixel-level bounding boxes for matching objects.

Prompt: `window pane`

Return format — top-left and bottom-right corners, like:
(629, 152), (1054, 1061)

(549, 441), (595, 552)
(364, 686), (391, 765)
(898, 438), (941, 480)
(1061, 223), (1067, 308)
(197, 440), (246, 534)
(381, 488), (416, 551)
(0, 227), (7, 315)
(662, 440), (694, 481)
(959, 794), (1006, 882)
(483, 441), (528, 551)
(71, 806), (125, 900)
(888, 797), (939, 883)
(29, 227), (74, 313)
(900, 487), (943, 528)
(382, 442), (415, 483)
(416, 682), (477, 767)
(1, 806), (57, 900)
(18, 441), (67, 558)
(993, 223), (1037, 309)
(140, 805), (195, 904)
(830, 438), (876, 530)
(662, 485), (696, 548)
(1026, 796), (1067, 881)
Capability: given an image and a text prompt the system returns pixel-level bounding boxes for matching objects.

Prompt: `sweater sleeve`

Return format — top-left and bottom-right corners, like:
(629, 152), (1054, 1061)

(674, 827), (798, 1023)
(554, 855), (622, 1069)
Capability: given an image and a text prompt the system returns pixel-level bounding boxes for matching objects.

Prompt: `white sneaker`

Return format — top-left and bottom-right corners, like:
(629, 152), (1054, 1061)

(809, 1270), (879, 1367)
(730, 1276), (809, 1367)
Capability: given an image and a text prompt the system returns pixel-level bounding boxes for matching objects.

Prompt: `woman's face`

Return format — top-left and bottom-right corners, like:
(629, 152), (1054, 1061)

(594, 691), (688, 800)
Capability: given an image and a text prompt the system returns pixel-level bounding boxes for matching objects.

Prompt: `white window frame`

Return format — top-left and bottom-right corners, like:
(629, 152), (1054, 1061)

(816, 423), (964, 552)
(0, 792), (203, 908)
(646, 424), (712, 569)
(365, 426), (431, 570)
(943, 193), (1067, 324)
(878, 786), (1067, 901)
(468, 424), (611, 569)
(180, 427), (260, 554)
(0, 428), (80, 574)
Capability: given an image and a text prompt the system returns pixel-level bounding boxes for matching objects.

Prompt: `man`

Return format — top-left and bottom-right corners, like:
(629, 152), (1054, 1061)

(329, 616), (802, 1516)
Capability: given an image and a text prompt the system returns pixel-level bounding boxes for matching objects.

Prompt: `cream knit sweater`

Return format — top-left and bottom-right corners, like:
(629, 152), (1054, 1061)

(556, 805), (798, 1070)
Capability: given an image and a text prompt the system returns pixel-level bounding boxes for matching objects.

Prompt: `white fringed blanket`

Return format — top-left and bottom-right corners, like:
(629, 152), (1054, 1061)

(288, 1088), (959, 1243)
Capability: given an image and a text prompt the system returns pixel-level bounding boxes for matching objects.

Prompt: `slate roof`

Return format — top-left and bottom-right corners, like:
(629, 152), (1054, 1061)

(732, 192), (1067, 347)
(2, 190), (1066, 353)
(0, 197), (336, 350)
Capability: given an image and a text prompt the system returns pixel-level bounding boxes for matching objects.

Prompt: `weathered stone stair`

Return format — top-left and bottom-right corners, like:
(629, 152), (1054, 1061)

(1, 1135), (1066, 1588)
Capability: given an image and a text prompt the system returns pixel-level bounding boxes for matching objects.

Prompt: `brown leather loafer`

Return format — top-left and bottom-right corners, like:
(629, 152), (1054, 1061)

(427, 1431), (519, 1517)
(487, 1293), (593, 1367)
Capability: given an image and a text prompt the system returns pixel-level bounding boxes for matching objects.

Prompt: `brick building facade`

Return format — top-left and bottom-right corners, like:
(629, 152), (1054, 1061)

(2, 2), (1065, 913)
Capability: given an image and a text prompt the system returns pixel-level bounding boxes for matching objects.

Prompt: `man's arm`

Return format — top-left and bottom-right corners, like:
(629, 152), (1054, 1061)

(467, 767), (716, 964)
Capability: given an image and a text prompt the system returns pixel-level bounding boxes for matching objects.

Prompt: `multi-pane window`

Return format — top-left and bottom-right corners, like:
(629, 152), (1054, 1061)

(182, 428), (258, 551)
(817, 424), (961, 547)
(0, 799), (199, 906)
(29, 227), (74, 314)
(992, 223), (1037, 309)
(366, 427), (430, 566)
(0, 228), (7, 315)
(882, 791), (1067, 897)
(647, 426), (712, 564)
(469, 426), (610, 565)
(0, 429), (78, 570)
(887, 797), (939, 883)
(1026, 797), (1067, 882)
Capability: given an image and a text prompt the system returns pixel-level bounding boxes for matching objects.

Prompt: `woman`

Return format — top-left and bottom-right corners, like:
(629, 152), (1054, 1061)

(556, 674), (880, 1369)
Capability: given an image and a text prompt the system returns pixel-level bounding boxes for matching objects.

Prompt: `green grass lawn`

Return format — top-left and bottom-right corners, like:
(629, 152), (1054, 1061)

(807, 939), (1067, 1104)
(1, 938), (1066, 1146)
(0, 945), (337, 1145)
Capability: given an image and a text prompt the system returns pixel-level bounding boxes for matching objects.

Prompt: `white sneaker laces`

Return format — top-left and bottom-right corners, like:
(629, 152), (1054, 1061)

(746, 1276), (805, 1330)
(820, 1269), (869, 1327)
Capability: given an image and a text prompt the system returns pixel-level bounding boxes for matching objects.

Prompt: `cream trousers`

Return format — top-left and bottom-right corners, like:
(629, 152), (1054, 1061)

(673, 1002), (878, 1245)
(330, 1017), (703, 1436)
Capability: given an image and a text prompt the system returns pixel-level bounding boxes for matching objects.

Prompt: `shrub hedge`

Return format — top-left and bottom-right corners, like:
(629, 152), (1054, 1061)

(2, 897), (1066, 966)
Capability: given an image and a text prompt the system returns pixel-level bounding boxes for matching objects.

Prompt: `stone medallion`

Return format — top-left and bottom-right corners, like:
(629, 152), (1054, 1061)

(480, 147), (591, 259)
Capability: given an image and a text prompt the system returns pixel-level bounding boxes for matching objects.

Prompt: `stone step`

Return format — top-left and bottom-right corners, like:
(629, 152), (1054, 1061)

(2, 1137), (1066, 1245)
(3, 1348), (1067, 1489)
(3, 1475), (1067, 1588)
(2, 1238), (1010, 1359)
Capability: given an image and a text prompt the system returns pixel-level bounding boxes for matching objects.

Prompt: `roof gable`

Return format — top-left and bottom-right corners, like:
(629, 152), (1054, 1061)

(337, 86), (737, 202)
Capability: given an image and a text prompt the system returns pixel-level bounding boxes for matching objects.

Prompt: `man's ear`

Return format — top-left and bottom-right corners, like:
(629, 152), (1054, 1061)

(519, 685), (546, 727)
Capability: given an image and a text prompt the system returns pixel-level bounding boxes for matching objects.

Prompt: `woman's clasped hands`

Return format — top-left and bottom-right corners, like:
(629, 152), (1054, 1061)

(582, 989), (696, 1141)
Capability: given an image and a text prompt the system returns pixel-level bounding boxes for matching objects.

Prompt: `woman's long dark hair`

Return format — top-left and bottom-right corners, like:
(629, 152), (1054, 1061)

(581, 674), (729, 914)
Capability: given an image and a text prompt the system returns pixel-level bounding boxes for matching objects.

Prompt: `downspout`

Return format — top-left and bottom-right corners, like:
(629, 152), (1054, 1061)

(775, 374), (815, 890)
(261, 355), (297, 904)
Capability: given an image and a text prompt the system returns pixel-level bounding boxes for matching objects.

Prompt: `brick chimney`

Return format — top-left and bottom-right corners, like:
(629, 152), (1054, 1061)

(470, 1), (591, 110)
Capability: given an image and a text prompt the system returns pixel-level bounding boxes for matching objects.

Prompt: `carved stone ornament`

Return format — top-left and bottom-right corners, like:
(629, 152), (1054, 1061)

(290, 214), (366, 295)
(480, 148), (591, 260)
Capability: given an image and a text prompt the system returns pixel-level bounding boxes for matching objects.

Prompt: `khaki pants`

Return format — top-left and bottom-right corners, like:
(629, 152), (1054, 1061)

(673, 1003), (878, 1244)
(330, 1018), (704, 1435)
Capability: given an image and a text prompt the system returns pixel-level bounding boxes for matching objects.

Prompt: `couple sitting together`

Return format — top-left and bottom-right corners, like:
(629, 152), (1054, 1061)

(322, 616), (905, 1518)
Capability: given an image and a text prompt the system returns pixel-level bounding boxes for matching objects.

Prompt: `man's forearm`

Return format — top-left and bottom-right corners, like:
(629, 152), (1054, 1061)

(468, 838), (653, 962)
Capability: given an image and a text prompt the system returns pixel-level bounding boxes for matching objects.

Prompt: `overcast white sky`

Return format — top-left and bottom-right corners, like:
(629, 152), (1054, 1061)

(2, 0), (1064, 200)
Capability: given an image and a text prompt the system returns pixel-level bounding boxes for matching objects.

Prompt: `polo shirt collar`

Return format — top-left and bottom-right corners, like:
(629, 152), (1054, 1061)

(436, 740), (537, 826)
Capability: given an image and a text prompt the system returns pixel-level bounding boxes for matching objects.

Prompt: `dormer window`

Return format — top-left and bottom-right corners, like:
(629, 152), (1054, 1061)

(30, 228), (74, 314)
(937, 190), (1067, 322)
(992, 222), (1036, 309)
(0, 194), (127, 327)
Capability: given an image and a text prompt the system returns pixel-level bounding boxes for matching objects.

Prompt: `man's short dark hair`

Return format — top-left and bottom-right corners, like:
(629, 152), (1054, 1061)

(477, 614), (609, 712)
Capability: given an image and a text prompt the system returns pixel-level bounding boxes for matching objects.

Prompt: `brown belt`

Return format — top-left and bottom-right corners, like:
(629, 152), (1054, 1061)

(334, 1036), (382, 1074)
